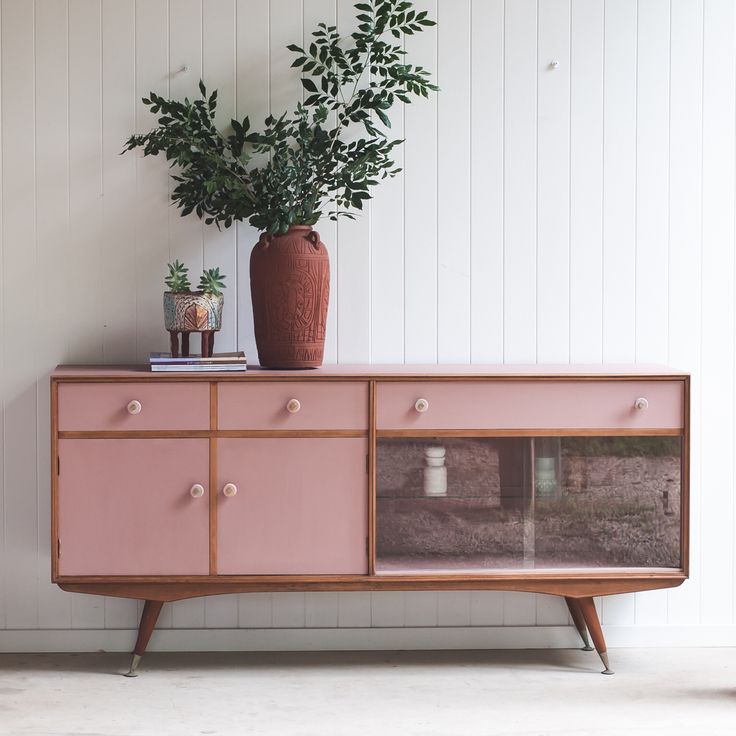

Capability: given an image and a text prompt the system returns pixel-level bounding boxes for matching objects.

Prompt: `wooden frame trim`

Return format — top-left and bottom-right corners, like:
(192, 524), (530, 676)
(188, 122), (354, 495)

(209, 383), (218, 575)
(58, 574), (686, 602)
(52, 372), (689, 383)
(55, 568), (686, 585)
(681, 375), (691, 577)
(58, 429), (368, 439)
(368, 381), (377, 575)
(377, 428), (683, 438)
(51, 378), (59, 581)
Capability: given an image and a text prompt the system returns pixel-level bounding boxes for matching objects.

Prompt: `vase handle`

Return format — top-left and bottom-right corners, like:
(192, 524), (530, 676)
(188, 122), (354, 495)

(307, 230), (321, 249)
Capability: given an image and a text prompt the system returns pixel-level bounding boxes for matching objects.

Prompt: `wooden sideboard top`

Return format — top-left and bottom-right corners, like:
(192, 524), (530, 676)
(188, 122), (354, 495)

(52, 363), (689, 380)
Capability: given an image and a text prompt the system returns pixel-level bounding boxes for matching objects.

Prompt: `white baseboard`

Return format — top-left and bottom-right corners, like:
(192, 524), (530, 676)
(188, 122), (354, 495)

(1, 626), (736, 653)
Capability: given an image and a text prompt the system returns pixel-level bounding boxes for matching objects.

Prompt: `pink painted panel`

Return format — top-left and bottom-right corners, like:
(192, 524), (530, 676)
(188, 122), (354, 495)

(58, 382), (210, 431)
(217, 438), (368, 574)
(218, 382), (368, 430)
(377, 380), (684, 430)
(58, 439), (209, 575)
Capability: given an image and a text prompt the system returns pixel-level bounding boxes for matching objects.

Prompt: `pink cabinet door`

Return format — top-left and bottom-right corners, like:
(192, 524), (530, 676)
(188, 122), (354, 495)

(57, 439), (210, 576)
(217, 438), (368, 575)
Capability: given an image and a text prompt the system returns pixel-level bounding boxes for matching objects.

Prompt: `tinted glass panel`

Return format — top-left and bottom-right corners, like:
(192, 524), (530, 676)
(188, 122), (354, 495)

(375, 436), (681, 573)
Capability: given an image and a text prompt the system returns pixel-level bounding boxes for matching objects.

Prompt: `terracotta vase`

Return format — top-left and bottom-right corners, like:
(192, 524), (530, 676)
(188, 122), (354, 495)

(249, 225), (330, 368)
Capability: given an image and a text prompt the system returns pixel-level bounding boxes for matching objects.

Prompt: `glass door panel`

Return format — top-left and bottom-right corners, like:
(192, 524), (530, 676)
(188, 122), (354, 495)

(375, 435), (681, 573)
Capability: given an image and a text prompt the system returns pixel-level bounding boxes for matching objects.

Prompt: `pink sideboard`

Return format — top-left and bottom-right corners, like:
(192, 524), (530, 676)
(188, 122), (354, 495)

(51, 364), (689, 676)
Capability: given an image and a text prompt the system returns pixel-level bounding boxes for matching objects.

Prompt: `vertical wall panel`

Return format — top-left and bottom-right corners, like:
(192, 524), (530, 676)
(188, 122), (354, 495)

(370, 94), (405, 363)
(235, 0), (269, 366)
(336, 1), (371, 363)
(1, 0), (38, 630)
(134, 0), (171, 370)
(503, 0), (537, 364)
(436, 0), (471, 363)
(470, 0), (503, 364)
(168, 0), (204, 281)
(404, 0), (438, 363)
(569, 0), (604, 363)
(666, 0), (703, 626)
(700, 0), (735, 626)
(536, 0), (571, 365)
(601, 0), (638, 627)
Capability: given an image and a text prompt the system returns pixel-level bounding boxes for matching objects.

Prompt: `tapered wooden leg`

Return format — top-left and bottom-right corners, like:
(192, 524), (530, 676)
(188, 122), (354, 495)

(181, 332), (190, 357)
(201, 331), (212, 358)
(169, 331), (179, 358)
(124, 600), (164, 677)
(577, 597), (614, 675)
(208, 330), (215, 356)
(564, 596), (594, 651)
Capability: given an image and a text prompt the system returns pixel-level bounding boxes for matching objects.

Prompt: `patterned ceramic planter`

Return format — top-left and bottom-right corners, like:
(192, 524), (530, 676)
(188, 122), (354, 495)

(163, 291), (224, 358)
(163, 291), (223, 332)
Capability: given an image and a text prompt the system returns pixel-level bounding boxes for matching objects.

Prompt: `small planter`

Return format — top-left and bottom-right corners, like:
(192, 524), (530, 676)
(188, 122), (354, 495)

(163, 291), (223, 357)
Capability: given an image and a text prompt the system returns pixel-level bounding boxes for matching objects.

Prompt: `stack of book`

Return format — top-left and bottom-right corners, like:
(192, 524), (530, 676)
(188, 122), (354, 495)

(149, 351), (247, 372)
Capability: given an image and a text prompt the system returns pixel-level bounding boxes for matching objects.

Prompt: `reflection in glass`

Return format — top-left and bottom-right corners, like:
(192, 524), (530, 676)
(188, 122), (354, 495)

(376, 436), (681, 573)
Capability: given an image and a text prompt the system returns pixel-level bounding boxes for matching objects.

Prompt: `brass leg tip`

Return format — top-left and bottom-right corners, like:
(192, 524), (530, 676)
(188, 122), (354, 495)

(582, 645), (594, 652)
(124, 653), (142, 678)
(599, 651), (614, 675)
(580, 630), (594, 651)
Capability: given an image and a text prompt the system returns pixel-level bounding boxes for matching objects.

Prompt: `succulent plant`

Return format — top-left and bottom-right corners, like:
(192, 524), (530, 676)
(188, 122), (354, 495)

(199, 267), (226, 297)
(165, 260), (191, 293)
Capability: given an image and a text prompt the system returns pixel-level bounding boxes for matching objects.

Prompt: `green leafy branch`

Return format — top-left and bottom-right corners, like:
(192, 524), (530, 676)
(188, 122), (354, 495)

(123, 0), (437, 235)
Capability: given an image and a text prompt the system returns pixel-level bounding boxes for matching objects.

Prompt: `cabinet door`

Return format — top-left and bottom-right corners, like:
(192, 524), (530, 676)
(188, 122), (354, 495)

(217, 438), (368, 574)
(57, 439), (210, 576)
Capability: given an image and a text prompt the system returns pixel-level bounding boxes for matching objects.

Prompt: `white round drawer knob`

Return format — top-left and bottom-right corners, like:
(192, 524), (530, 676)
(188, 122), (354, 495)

(222, 482), (238, 498)
(286, 398), (301, 414)
(634, 397), (649, 411)
(189, 484), (205, 499)
(127, 400), (142, 415)
(414, 398), (430, 413)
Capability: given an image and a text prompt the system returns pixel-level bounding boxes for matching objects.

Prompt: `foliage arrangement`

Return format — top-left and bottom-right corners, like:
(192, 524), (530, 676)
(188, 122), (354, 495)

(123, 0), (437, 235)
(165, 261), (227, 297)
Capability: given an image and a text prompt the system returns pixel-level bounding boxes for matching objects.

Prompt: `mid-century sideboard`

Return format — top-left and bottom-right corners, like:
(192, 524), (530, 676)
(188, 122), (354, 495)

(50, 364), (689, 676)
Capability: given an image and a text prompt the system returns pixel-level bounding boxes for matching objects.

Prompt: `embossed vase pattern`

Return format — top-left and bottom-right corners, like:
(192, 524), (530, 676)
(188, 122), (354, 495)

(250, 225), (330, 368)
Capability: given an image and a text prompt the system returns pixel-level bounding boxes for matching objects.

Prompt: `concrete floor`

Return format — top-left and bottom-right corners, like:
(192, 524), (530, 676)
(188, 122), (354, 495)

(0, 649), (733, 736)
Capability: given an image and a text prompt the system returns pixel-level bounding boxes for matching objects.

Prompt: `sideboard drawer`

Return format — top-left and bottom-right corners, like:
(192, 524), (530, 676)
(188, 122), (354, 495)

(58, 382), (210, 431)
(376, 380), (684, 430)
(218, 382), (368, 430)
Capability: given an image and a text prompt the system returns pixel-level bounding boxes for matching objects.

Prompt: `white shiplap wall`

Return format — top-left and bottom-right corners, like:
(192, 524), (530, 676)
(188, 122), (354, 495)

(0, 0), (733, 650)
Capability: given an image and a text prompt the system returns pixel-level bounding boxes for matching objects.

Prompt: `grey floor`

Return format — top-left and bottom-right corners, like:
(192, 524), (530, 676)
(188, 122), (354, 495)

(0, 648), (733, 736)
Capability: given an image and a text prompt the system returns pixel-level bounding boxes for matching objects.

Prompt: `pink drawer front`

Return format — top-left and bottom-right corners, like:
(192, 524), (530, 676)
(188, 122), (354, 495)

(377, 380), (684, 430)
(58, 382), (210, 431)
(218, 382), (368, 431)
